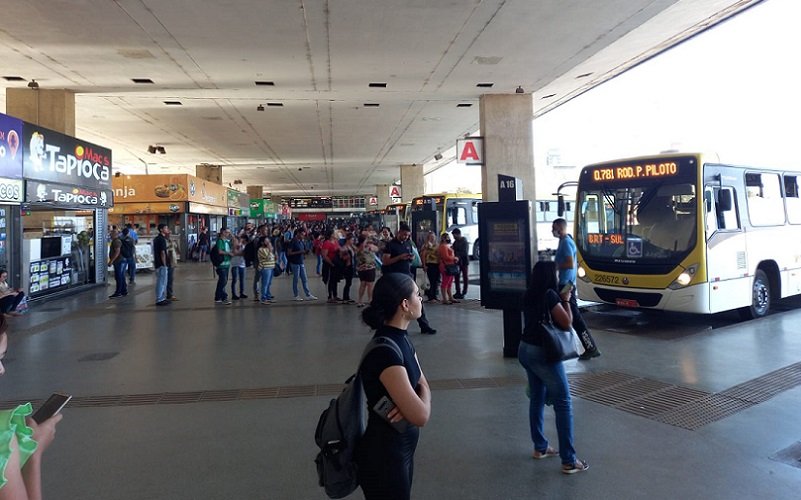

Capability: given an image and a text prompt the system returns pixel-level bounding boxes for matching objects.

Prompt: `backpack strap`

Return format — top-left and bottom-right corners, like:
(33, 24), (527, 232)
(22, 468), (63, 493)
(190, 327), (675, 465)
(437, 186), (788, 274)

(358, 336), (402, 370)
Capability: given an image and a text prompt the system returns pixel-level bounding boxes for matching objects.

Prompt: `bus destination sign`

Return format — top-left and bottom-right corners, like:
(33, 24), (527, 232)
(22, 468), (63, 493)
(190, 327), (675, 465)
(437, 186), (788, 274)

(587, 233), (624, 246)
(590, 161), (678, 182)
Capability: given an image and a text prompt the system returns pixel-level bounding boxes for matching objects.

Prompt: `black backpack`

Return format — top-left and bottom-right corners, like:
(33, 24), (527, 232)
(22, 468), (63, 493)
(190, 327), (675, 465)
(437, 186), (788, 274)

(120, 237), (135, 259)
(244, 237), (259, 267)
(209, 241), (224, 267)
(314, 337), (402, 499)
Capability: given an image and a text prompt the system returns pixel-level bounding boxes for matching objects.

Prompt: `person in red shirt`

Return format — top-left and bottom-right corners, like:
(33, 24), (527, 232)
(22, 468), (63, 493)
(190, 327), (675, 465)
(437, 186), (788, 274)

(320, 230), (342, 302)
(438, 233), (459, 304)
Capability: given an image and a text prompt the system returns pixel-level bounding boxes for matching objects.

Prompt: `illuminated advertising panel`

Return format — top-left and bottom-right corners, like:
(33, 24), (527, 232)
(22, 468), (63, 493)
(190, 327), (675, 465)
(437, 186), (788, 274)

(0, 113), (23, 179)
(22, 124), (112, 189)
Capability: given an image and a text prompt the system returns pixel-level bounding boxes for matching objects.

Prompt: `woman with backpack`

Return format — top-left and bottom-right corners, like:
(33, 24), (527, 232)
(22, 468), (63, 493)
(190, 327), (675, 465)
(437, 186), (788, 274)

(356, 273), (431, 500)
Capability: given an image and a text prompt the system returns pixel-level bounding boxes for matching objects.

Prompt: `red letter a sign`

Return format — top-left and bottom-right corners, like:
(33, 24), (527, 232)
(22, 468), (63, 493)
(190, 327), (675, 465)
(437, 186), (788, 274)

(456, 137), (484, 165)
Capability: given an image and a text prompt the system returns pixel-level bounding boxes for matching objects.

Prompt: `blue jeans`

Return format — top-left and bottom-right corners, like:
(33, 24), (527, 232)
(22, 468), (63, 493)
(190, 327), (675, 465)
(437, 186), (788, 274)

(166, 266), (174, 298)
(231, 266), (245, 295)
(290, 263), (311, 297)
(113, 260), (128, 296)
(126, 256), (137, 282)
(215, 267), (229, 301)
(316, 254), (323, 274)
(518, 341), (576, 465)
(260, 268), (274, 301)
(279, 252), (288, 271)
(155, 266), (168, 302)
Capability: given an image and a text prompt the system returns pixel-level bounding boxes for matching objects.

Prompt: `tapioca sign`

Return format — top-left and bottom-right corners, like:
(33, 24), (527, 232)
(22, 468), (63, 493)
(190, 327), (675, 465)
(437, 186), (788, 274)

(22, 123), (112, 190)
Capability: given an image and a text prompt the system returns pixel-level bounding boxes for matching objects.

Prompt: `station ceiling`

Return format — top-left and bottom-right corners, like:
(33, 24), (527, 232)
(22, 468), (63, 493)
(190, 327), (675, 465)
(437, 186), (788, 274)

(0, 0), (758, 196)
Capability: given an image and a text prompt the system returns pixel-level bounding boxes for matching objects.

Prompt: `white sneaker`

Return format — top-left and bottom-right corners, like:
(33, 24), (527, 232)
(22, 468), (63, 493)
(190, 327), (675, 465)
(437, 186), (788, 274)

(306, 294), (318, 300)
(294, 296), (304, 301)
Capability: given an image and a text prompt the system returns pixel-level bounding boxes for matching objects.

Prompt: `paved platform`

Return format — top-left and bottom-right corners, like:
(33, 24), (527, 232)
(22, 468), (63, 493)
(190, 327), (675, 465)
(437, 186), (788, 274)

(2, 259), (801, 499)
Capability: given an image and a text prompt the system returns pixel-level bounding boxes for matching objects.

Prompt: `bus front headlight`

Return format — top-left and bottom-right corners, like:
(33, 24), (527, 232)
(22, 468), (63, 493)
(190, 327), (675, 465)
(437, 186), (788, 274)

(577, 266), (589, 282)
(668, 264), (698, 289)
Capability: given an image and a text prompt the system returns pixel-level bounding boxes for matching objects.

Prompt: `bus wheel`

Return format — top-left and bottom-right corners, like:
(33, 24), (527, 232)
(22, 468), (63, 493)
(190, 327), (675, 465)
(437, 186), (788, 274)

(739, 269), (771, 319)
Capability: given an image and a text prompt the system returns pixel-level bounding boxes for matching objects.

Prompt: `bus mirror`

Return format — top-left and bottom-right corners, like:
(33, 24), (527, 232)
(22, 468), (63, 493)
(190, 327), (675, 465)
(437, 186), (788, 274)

(557, 196), (565, 216)
(718, 190), (732, 211)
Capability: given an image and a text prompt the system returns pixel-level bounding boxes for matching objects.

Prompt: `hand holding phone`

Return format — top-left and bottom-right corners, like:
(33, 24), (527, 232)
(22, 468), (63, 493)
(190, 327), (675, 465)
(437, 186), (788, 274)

(32, 392), (72, 424)
(373, 396), (408, 433)
(560, 281), (573, 295)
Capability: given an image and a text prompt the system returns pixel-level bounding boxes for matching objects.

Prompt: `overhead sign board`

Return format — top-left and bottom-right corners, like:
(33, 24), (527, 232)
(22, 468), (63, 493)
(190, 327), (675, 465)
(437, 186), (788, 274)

(456, 137), (484, 165)
(389, 185), (402, 198)
(23, 124), (112, 189)
(0, 178), (24, 203)
(27, 180), (114, 208)
(0, 113), (23, 179)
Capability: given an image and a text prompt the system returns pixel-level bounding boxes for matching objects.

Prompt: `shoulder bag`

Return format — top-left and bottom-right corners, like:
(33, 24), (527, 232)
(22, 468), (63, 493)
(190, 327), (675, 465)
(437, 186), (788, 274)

(539, 298), (584, 363)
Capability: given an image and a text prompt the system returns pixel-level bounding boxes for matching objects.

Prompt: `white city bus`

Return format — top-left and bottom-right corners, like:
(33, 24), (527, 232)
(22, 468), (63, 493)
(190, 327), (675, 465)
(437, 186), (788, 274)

(573, 152), (801, 318)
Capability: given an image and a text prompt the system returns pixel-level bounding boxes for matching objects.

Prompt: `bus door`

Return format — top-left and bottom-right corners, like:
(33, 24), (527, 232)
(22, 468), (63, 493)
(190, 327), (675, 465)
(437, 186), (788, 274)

(703, 166), (748, 312)
(445, 198), (479, 255)
(411, 200), (438, 252)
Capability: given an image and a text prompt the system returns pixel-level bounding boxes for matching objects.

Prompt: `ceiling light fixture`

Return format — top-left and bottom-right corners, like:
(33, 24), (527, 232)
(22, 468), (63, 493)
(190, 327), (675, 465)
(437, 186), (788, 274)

(27, 79), (39, 89)
(515, 86), (524, 94)
(148, 145), (166, 154)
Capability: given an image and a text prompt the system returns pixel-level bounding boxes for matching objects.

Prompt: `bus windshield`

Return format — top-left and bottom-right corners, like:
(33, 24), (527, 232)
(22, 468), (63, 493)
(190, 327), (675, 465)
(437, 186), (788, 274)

(576, 156), (698, 269)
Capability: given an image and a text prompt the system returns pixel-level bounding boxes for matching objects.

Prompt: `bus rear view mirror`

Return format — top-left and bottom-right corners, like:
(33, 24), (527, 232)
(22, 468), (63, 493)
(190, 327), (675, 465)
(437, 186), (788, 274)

(718, 189), (733, 211)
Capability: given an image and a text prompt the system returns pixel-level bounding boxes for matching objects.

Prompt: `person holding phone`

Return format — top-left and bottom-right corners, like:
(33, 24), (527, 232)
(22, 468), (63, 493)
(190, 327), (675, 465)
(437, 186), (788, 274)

(356, 273), (432, 500)
(519, 261), (589, 474)
(552, 218), (601, 359)
(0, 316), (64, 499)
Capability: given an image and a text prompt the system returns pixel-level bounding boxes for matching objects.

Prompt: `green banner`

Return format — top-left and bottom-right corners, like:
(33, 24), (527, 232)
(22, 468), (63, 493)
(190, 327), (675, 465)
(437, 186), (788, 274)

(249, 198), (265, 217)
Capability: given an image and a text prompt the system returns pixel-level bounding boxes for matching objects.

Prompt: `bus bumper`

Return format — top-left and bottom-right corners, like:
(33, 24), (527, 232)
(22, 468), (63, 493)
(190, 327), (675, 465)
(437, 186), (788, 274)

(579, 282), (710, 314)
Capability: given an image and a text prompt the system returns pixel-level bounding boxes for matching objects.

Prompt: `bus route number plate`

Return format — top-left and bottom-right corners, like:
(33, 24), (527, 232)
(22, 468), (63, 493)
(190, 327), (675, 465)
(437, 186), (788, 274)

(616, 298), (639, 308)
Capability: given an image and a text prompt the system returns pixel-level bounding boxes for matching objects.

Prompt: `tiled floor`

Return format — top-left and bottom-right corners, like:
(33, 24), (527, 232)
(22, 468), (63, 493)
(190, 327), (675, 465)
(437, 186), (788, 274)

(2, 259), (800, 499)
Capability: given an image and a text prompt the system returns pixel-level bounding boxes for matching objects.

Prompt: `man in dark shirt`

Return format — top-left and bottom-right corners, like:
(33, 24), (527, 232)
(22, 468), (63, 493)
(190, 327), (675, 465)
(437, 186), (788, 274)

(451, 228), (470, 299)
(382, 223), (437, 334)
(152, 224), (170, 306)
(107, 229), (127, 298)
(287, 229), (317, 301)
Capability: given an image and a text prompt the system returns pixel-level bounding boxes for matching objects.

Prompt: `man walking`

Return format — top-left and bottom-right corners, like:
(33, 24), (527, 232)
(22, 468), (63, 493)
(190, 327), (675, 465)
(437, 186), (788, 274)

(108, 229), (128, 298)
(124, 223), (138, 284)
(287, 229), (317, 301)
(552, 218), (600, 359)
(214, 227), (234, 305)
(382, 223), (437, 334)
(451, 228), (469, 299)
(153, 224), (170, 306)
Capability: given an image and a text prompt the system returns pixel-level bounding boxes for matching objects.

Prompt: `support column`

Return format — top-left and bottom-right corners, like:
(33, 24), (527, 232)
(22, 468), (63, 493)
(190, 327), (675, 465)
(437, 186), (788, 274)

(6, 88), (76, 136)
(400, 164), (425, 203)
(375, 184), (392, 209)
(246, 185), (263, 199)
(479, 94), (535, 202)
(196, 164), (223, 184)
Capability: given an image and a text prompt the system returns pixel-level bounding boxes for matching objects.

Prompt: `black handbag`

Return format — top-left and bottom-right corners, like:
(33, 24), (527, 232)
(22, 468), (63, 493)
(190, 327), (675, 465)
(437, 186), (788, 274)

(445, 263), (460, 276)
(273, 263), (283, 277)
(539, 305), (581, 363)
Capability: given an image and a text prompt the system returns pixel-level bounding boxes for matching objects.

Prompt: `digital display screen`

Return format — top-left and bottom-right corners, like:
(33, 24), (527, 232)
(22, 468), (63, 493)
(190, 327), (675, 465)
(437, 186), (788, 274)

(412, 196), (443, 210)
(586, 233), (624, 246)
(589, 161), (679, 182)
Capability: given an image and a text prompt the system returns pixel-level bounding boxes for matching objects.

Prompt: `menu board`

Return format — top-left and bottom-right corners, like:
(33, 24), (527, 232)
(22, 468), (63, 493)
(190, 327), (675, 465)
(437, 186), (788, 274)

(29, 256), (72, 295)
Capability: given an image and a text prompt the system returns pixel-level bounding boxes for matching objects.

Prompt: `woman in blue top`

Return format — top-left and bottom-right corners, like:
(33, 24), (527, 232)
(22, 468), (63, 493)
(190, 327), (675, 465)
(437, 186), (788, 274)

(518, 261), (589, 474)
(356, 273), (432, 500)
(0, 316), (63, 499)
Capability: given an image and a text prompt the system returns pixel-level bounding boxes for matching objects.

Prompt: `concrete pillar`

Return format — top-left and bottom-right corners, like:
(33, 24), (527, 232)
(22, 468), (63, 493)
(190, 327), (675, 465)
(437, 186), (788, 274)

(247, 185), (263, 199)
(479, 94), (534, 202)
(196, 164), (223, 184)
(6, 88), (76, 136)
(400, 164), (425, 203)
(375, 184), (392, 209)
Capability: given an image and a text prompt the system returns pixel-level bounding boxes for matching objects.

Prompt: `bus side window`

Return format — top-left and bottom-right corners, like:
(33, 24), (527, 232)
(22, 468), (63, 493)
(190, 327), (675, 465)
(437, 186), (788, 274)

(704, 188), (717, 235)
(784, 174), (801, 224)
(715, 187), (739, 230)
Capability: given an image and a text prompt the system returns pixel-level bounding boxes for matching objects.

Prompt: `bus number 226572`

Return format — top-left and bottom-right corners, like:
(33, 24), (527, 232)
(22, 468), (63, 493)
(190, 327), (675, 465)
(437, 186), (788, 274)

(594, 274), (620, 285)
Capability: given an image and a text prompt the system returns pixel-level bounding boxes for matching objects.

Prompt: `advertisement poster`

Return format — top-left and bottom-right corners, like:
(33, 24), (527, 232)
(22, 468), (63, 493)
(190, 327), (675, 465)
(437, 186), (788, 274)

(29, 256), (72, 296)
(112, 174), (228, 208)
(22, 123), (112, 189)
(27, 180), (113, 208)
(0, 113), (24, 179)
(486, 219), (528, 291)
(249, 198), (264, 217)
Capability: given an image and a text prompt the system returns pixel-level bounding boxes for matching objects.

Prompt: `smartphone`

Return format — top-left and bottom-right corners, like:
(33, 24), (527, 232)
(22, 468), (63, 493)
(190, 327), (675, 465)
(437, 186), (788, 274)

(32, 392), (72, 424)
(560, 281), (574, 295)
(372, 396), (408, 433)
